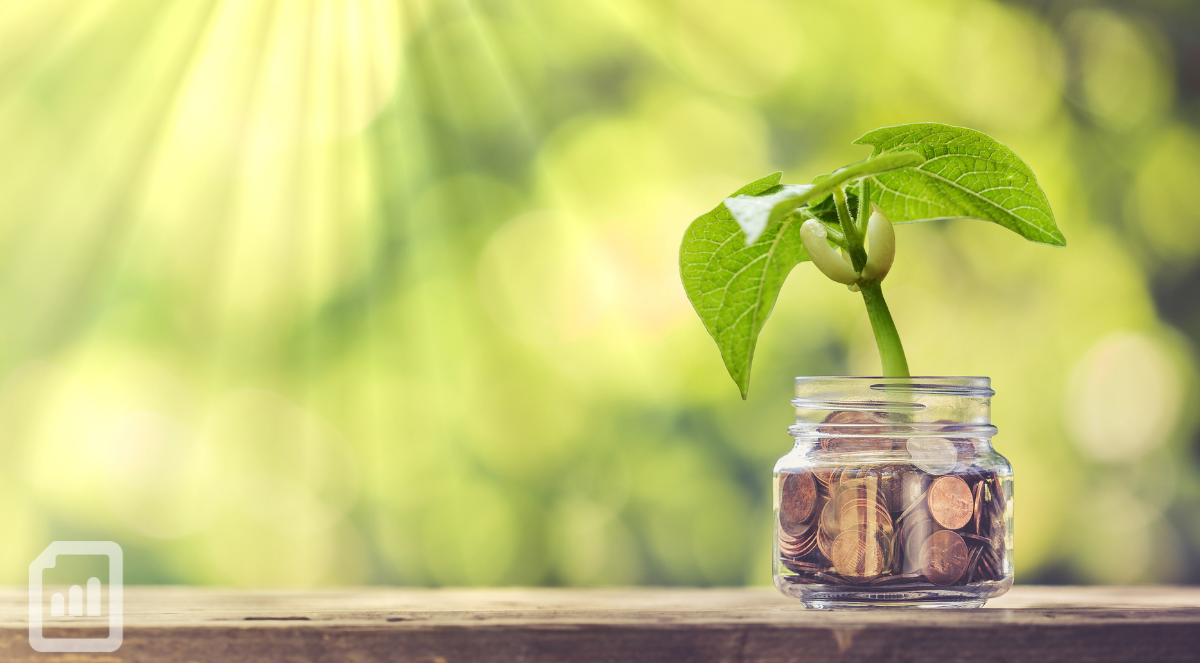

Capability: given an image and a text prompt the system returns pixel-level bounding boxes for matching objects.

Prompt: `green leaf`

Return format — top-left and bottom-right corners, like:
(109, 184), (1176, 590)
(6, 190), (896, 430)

(854, 123), (1065, 246)
(725, 183), (813, 245)
(680, 173), (810, 399)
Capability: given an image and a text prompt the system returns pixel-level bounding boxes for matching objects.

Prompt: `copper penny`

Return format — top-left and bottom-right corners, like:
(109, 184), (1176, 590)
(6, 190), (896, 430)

(837, 498), (892, 535)
(834, 476), (889, 512)
(869, 572), (923, 587)
(779, 471), (817, 536)
(927, 475), (973, 530)
(781, 558), (824, 574)
(989, 472), (1006, 511)
(833, 478), (870, 512)
(779, 528), (818, 558)
(850, 464), (905, 512)
(811, 459), (839, 488)
(816, 499), (840, 561)
(988, 512), (1006, 554)
(964, 545), (985, 584)
(980, 546), (1001, 580)
(822, 410), (883, 427)
(819, 410), (893, 452)
(972, 480), (984, 534)
(831, 530), (886, 580)
(921, 530), (969, 585)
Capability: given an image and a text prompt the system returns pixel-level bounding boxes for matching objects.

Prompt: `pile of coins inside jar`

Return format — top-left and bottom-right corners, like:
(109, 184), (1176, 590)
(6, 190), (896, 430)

(777, 411), (1007, 588)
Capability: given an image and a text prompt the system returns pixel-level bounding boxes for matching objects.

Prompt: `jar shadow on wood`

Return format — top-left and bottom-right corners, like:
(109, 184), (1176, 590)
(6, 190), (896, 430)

(774, 377), (1013, 609)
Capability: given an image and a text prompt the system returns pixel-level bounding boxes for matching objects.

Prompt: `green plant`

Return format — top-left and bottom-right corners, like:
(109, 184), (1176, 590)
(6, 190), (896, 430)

(680, 123), (1063, 398)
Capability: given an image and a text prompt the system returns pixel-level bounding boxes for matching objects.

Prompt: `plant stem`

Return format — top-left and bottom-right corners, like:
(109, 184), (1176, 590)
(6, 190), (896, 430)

(837, 183), (910, 376)
(832, 188), (867, 272)
(857, 178), (871, 237)
(860, 282), (910, 377)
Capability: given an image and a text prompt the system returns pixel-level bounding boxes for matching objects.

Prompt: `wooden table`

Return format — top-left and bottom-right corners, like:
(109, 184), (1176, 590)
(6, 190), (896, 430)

(0, 586), (1197, 662)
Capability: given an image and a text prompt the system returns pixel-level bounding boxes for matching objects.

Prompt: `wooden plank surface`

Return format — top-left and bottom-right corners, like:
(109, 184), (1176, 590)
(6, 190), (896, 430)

(0, 586), (1196, 662)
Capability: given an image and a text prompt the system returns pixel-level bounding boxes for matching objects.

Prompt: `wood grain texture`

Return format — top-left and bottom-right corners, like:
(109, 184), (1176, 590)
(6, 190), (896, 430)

(1, 586), (1197, 662)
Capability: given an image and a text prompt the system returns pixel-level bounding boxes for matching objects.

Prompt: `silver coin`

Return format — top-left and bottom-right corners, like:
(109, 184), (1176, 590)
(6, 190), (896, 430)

(906, 437), (957, 475)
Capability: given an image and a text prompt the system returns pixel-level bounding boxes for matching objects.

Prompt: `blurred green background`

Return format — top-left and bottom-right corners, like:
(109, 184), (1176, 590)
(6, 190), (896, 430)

(0, 0), (1198, 586)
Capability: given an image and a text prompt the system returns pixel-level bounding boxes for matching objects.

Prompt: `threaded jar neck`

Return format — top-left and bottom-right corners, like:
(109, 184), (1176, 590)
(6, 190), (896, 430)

(789, 376), (997, 442)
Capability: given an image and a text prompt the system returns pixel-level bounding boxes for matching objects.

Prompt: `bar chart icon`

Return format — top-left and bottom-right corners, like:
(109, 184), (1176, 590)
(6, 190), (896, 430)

(28, 541), (123, 653)
(48, 577), (102, 617)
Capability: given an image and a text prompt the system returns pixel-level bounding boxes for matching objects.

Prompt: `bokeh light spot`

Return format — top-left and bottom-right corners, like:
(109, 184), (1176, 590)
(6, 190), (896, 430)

(1066, 332), (1182, 463)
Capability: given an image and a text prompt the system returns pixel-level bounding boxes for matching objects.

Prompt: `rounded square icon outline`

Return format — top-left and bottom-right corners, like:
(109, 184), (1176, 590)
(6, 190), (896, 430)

(29, 541), (123, 653)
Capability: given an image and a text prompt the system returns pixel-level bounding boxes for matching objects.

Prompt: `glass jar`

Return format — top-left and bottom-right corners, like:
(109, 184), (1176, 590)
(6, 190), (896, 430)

(773, 377), (1013, 608)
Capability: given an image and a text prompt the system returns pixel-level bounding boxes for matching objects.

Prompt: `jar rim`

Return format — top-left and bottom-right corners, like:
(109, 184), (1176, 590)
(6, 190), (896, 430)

(791, 376), (994, 432)
(794, 375), (990, 381)
(794, 376), (993, 399)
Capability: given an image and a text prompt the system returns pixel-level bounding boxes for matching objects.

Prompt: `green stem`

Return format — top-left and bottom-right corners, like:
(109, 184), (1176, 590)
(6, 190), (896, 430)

(860, 282), (910, 377)
(832, 188), (867, 272)
(857, 178), (871, 237)
(837, 184), (909, 376)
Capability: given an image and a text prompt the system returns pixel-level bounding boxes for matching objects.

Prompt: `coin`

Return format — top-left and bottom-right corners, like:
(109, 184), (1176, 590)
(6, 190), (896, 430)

(906, 437), (957, 475)
(811, 456), (839, 488)
(838, 497), (893, 536)
(781, 558), (825, 574)
(964, 545), (985, 584)
(867, 572), (924, 587)
(816, 499), (840, 561)
(927, 475), (973, 530)
(779, 471), (818, 536)
(934, 421), (977, 465)
(897, 469), (930, 519)
(822, 410), (884, 427)
(813, 571), (851, 586)
(820, 410), (893, 452)
(897, 491), (928, 524)
(972, 480), (984, 534)
(846, 464), (905, 512)
(988, 511), (1006, 556)
(833, 477), (872, 510)
(921, 530), (969, 585)
(988, 471), (1006, 511)
(779, 528), (818, 558)
(900, 514), (936, 575)
(780, 517), (811, 540)
(979, 546), (1001, 581)
(951, 440), (977, 467)
(959, 533), (990, 545)
(831, 530), (886, 580)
